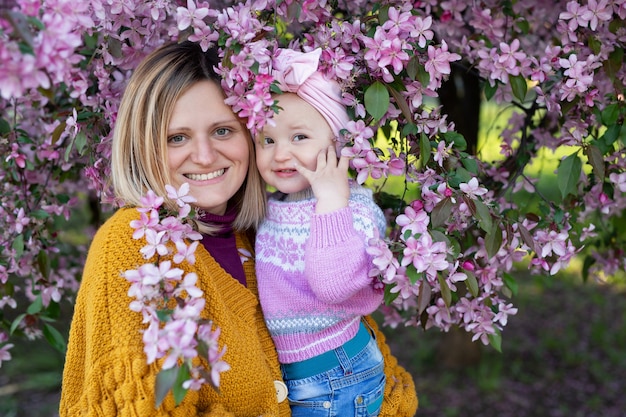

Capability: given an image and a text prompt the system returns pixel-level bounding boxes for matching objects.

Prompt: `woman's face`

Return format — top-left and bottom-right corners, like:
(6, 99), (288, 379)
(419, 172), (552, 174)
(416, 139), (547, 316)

(167, 80), (249, 215)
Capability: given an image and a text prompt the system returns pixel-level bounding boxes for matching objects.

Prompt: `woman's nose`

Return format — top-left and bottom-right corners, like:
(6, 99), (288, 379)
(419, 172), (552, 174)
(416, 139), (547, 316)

(190, 138), (217, 165)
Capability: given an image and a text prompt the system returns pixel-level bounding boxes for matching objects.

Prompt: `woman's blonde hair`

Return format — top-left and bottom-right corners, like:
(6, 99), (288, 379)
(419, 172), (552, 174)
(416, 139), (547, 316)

(111, 41), (265, 231)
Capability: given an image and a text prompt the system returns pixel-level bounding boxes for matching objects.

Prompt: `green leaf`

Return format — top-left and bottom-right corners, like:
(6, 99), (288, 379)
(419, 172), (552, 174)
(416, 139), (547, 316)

(461, 157), (479, 175)
(0, 118), (10, 135)
(364, 81), (390, 120)
(10, 313), (26, 335)
(75, 131), (88, 155)
(27, 295), (43, 314)
(464, 271), (479, 297)
(401, 122), (418, 137)
(417, 280), (432, 315)
(416, 64), (430, 86)
(388, 86), (412, 122)
(407, 55), (420, 79)
(474, 200), (493, 233)
(557, 152), (582, 199)
(29, 209), (50, 219)
(582, 255), (595, 282)
(438, 275), (452, 307)
(517, 223), (536, 253)
(587, 34), (602, 55)
(12, 234), (24, 258)
(502, 272), (518, 297)
(483, 81), (498, 101)
(510, 75), (527, 102)
(406, 265), (422, 285)
(431, 197), (454, 228)
(585, 144), (605, 182)
(377, 5), (390, 25)
(484, 222), (502, 259)
(43, 323), (67, 353)
(172, 364), (190, 405)
(384, 283), (400, 305)
(516, 19), (530, 34)
(450, 166), (473, 188)
(601, 103), (620, 125)
(155, 367), (179, 408)
(599, 123), (621, 150)
(488, 329), (502, 352)
(37, 250), (51, 279)
(419, 133), (431, 166)
(603, 46), (623, 81)
(443, 131), (467, 151)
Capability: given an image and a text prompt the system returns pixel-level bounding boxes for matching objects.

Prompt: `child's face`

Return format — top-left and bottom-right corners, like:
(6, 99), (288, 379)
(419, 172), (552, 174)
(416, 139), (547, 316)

(256, 93), (334, 194)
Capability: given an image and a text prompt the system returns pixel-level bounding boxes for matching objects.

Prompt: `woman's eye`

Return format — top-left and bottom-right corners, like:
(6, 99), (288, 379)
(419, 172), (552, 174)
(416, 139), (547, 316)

(167, 134), (186, 144)
(293, 134), (307, 142)
(215, 127), (232, 137)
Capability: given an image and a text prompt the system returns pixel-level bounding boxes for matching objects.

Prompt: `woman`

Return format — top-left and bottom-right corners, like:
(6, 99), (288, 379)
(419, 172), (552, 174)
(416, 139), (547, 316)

(59, 40), (417, 416)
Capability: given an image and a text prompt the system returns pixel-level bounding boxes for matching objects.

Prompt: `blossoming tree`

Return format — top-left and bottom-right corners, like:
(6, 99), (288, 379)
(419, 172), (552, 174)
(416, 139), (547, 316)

(0, 0), (624, 395)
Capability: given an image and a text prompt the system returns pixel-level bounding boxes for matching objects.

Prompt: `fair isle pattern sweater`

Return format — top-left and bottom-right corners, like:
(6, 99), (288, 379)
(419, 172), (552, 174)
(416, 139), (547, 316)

(256, 184), (387, 364)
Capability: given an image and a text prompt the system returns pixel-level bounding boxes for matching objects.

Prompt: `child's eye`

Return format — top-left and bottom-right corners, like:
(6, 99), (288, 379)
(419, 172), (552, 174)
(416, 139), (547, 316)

(167, 134), (186, 144)
(293, 134), (307, 142)
(262, 136), (275, 145)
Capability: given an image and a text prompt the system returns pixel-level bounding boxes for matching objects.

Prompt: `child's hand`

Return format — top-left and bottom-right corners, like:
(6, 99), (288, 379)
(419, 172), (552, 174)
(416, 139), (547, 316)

(294, 146), (349, 214)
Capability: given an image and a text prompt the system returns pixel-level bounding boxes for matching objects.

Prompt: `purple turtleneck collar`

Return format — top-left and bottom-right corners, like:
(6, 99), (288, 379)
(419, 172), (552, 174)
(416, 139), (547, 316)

(198, 205), (247, 287)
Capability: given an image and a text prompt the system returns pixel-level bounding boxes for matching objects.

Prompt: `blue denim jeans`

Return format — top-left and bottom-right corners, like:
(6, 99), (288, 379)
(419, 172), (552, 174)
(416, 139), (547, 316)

(283, 335), (386, 417)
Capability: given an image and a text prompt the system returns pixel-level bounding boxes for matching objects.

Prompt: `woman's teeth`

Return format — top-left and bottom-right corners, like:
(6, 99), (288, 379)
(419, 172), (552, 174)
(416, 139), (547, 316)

(185, 169), (225, 181)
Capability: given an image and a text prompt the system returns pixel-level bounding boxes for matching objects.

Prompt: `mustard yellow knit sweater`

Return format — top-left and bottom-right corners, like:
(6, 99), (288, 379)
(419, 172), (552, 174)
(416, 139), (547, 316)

(60, 208), (417, 416)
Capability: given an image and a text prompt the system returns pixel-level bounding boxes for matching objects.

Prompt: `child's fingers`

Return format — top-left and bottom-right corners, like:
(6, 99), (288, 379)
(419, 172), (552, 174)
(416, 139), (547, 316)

(337, 154), (350, 172)
(293, 158), (312, 178)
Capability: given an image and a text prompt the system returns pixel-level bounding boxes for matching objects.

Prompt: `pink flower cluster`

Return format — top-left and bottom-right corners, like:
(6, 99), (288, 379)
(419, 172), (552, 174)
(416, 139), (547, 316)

(125, 184), (229, 402)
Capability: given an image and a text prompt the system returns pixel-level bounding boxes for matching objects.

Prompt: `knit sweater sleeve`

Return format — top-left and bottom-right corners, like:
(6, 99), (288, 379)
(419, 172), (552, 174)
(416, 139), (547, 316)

(304, 185), (386, 304)
(59, 208), (290, 417)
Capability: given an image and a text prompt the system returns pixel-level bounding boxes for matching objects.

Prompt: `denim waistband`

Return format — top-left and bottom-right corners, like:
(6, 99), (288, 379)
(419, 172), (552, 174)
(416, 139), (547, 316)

(281, 322), (372, 380)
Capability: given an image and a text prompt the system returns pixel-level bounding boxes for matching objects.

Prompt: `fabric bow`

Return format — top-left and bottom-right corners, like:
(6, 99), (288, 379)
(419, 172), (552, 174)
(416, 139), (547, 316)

(271, 48), (349, 148)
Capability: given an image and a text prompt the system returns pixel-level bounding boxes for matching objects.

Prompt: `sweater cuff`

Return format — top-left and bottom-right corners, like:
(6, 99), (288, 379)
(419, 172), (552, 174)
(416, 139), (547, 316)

(309, 207), (354, 248)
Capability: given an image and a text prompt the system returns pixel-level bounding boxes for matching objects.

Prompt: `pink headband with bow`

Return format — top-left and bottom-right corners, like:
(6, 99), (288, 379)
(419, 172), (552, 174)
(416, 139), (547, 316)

(271, 48), (349, 149)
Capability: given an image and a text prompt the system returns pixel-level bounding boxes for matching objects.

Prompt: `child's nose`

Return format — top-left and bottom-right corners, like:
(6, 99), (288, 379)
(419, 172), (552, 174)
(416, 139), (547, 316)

(273, 144), (292, 161)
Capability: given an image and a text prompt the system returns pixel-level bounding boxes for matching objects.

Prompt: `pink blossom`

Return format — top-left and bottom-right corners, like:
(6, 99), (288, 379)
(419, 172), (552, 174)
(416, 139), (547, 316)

(5, 143), (27, 169)
(0, 343), (14, 367)
(174, 240), (199, 265)
(401, 233), (449, 279)
(130, 211), (159, 240)
(536, 229), (569, 258)
(559, 1), (589, 31)
(409, 15), (434, 48)
(140, 228), (169, 259)
(433, 140), (453, 167)
(494, 302), (518, 327)
(396, 205), (429, 236)
(581, 0), (612, 30)
(424, 40), (461, 89)
(609, 172), (626, 192)
(13, 208), (30, 234)
(176, 0), (210, 31)
(459, 177), (488, 199)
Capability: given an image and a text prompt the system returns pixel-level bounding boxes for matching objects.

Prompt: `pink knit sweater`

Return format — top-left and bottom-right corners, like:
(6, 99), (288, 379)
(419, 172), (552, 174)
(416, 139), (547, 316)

(255, 185), (386, 364)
